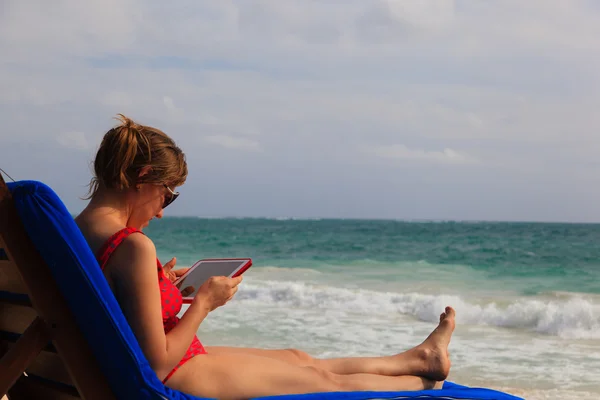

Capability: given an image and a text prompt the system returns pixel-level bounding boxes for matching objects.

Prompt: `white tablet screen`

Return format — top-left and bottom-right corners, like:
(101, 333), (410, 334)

(176, 259), (250, 298)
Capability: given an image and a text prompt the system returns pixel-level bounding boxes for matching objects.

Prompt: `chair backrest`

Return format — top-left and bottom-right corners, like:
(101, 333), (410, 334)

(0, 176), (201, 400)
(0, 176), (114, 399)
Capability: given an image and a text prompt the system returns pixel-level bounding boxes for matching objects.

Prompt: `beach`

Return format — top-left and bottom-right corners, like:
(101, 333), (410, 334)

(146, 217), (600, 400)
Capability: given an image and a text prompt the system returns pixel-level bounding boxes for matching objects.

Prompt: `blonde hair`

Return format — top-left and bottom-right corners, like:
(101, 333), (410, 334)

(86, 114), (187, 198)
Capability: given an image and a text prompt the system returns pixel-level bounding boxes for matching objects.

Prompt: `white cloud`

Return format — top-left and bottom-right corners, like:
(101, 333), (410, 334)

(0, 0), (139, 60)
(163, 96), (176, 111)
(204, 135), (261, 152)
(102, 91), (132, 107)
(162, 95), (184, 122)
(1, 0), (600, 220)
(55, 132), (90, 151)
(365, 144), (477, 165)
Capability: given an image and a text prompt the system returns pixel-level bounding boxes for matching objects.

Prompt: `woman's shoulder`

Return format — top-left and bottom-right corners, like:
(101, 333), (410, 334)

(76, 214), (156, 268)
(116, 230), (156, 254)
(93, 229), (157, 289)
(106, 232), (159, 286)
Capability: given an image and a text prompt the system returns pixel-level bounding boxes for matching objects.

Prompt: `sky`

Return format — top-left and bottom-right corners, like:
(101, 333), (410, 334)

(1, 0), (600, 222)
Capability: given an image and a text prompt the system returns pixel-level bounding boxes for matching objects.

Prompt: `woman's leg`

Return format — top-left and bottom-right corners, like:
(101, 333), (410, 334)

(206, 306), (456, 381)
(167, 351), (440, 400)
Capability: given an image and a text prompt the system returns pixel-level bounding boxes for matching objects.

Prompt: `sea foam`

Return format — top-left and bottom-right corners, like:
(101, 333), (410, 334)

(235, 278), (600, 339)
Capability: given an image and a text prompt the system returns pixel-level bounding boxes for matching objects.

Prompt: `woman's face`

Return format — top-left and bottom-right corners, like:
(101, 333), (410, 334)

(128, 183), (175, 229)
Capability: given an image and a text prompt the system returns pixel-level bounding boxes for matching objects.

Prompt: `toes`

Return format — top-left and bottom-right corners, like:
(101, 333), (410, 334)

(445, 306), (456, 317)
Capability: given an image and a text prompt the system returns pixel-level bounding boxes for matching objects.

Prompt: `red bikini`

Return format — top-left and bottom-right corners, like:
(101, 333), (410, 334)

(96, 227), (207, 383)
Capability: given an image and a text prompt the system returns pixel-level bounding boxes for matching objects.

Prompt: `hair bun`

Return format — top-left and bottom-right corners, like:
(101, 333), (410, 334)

(86, 114), (187, 198)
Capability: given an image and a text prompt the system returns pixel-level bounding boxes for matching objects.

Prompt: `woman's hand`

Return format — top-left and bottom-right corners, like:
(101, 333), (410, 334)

(193, 275), (243, 311)
(162, 257), (194, 296)
(163, 257), (189, 283)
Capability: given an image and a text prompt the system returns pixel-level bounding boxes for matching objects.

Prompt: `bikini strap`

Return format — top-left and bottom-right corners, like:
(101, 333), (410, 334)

(96, 227), (143, 270)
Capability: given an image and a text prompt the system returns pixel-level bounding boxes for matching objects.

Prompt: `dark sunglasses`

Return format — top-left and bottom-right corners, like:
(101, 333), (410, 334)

(162, 184), (180, 209)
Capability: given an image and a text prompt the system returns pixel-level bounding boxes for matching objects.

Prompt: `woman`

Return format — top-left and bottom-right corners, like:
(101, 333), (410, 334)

(75, 114), (456, 400)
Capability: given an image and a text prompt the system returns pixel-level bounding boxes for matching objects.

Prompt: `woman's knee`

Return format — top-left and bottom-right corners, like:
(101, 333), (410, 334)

(303, 365), (342, 391)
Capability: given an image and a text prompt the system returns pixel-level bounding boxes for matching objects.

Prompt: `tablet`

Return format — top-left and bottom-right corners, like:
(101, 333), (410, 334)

(175, 258), (252, 303)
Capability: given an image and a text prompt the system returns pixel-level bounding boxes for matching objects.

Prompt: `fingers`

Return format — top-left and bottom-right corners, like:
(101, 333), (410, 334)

(162, 257), (177, 272)
(225, 286), (239, 302)
(174, 267), (190, 277)
(209, 275), (242, 287)
(231, 275), (243, 287)
(181, 286), (195, 297)
(191, 276), (243, 312)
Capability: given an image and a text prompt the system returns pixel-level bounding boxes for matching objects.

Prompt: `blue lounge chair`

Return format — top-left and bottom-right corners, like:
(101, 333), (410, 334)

(0, 176), (523, 400)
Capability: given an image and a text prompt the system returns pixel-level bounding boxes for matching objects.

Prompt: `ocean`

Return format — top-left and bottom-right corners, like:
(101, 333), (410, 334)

(145, 218), (600, 400)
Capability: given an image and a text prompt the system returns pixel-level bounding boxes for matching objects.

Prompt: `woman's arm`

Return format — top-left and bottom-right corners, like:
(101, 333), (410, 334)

(108, 234), (211, 380)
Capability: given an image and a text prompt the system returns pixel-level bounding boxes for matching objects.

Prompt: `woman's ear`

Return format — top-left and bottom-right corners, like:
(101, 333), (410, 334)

(138, 165), (152, 178)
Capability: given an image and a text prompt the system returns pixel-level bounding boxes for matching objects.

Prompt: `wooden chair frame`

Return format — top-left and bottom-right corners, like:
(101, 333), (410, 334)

(0, 174), (115, 399)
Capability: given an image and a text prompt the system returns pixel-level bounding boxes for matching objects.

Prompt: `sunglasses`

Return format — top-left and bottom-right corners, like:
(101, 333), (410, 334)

(162, 184), (180, 209)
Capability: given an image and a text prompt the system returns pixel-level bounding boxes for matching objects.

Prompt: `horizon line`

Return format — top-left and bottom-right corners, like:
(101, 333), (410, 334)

(146, 215), (600, 225)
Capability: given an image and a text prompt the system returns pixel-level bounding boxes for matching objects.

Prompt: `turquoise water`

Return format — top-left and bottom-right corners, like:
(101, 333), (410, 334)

(148, 218), (600, 295)
(145, 218), (600, 399)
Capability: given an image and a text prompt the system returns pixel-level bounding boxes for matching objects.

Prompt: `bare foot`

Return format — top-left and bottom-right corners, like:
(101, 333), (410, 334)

(415, 306), (456, 381)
